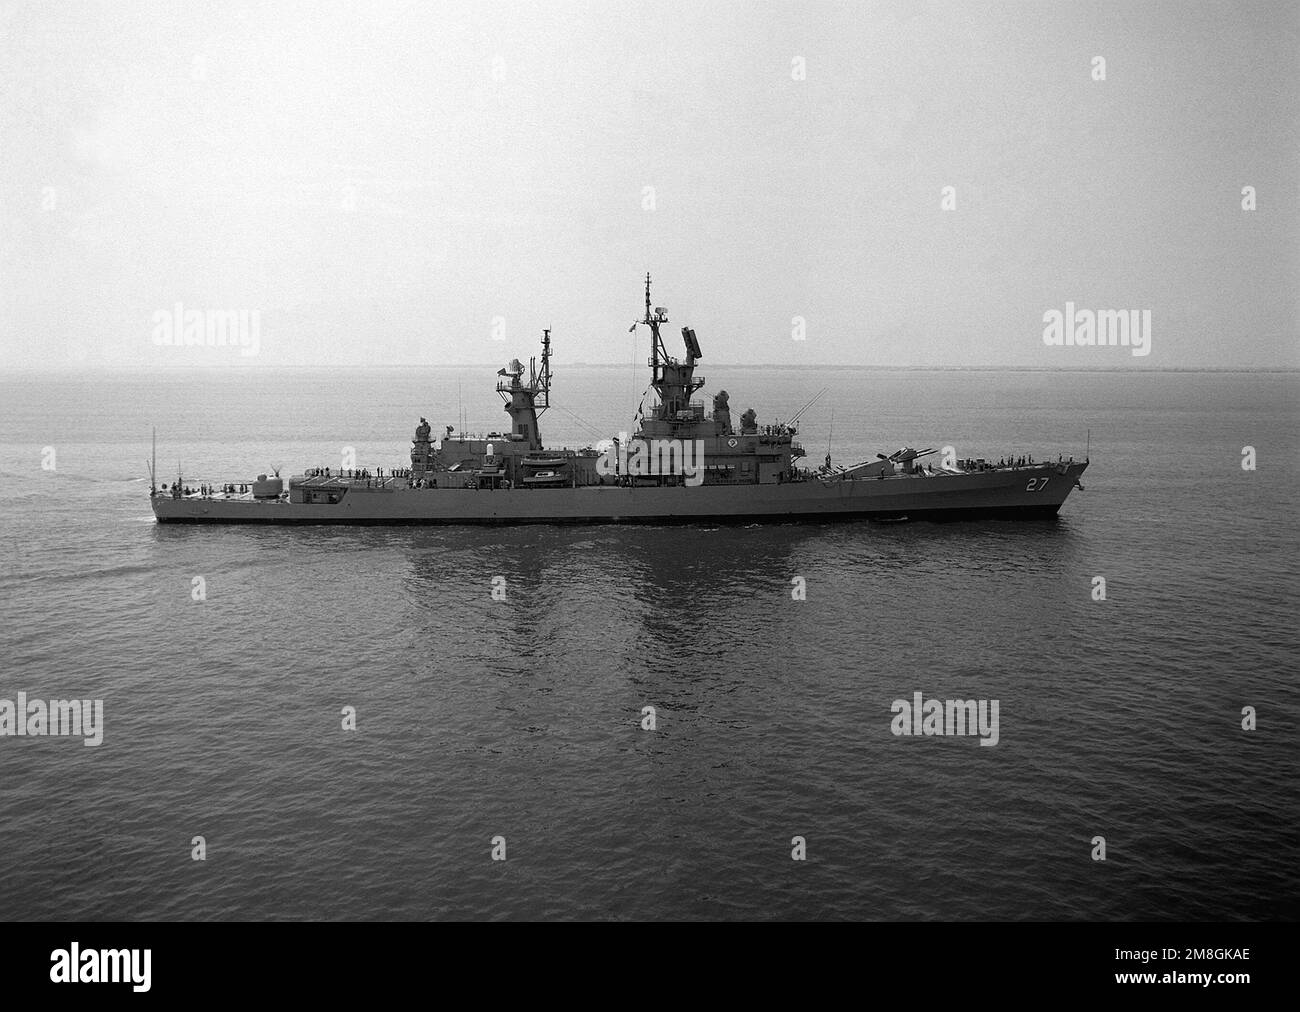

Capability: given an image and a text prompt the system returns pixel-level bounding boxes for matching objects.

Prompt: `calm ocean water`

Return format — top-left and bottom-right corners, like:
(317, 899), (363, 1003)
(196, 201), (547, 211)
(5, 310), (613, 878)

(0, 366), (1296, 921)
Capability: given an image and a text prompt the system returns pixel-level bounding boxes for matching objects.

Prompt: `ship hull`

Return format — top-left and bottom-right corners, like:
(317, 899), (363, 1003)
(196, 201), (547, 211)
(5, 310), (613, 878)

(152, 462), (1087, 525)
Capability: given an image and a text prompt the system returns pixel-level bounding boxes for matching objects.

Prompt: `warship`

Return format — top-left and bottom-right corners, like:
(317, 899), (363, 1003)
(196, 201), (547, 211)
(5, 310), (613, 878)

(150, 276), (1087, 525)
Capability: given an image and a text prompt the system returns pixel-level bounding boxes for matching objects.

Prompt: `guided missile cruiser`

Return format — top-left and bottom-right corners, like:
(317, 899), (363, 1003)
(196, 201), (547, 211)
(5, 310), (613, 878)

(150, 275), (1087, 525)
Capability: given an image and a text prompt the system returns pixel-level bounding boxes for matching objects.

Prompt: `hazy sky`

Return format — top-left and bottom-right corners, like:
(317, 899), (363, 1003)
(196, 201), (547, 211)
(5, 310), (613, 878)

(1, 0), (1296, 369)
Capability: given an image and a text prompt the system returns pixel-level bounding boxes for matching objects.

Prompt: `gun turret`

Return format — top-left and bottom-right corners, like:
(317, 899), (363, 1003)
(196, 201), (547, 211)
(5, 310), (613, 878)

(886, 447), (937, 463)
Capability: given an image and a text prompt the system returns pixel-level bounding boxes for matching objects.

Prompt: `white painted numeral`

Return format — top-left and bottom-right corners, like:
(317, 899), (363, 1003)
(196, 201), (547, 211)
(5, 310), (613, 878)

(1026, 477), (1050, 491)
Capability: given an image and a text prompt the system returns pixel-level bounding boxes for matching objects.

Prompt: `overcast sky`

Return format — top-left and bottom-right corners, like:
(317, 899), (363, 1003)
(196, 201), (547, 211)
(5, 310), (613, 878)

(1, 0), (1296, 369)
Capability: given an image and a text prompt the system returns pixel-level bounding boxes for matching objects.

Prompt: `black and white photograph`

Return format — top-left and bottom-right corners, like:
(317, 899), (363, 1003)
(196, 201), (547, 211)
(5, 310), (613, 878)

(0, 0), (1294, 989)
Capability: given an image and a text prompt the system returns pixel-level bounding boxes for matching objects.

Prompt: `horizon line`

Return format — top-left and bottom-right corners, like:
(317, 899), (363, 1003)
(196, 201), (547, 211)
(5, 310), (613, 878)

(2, 364), (1297, 375)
